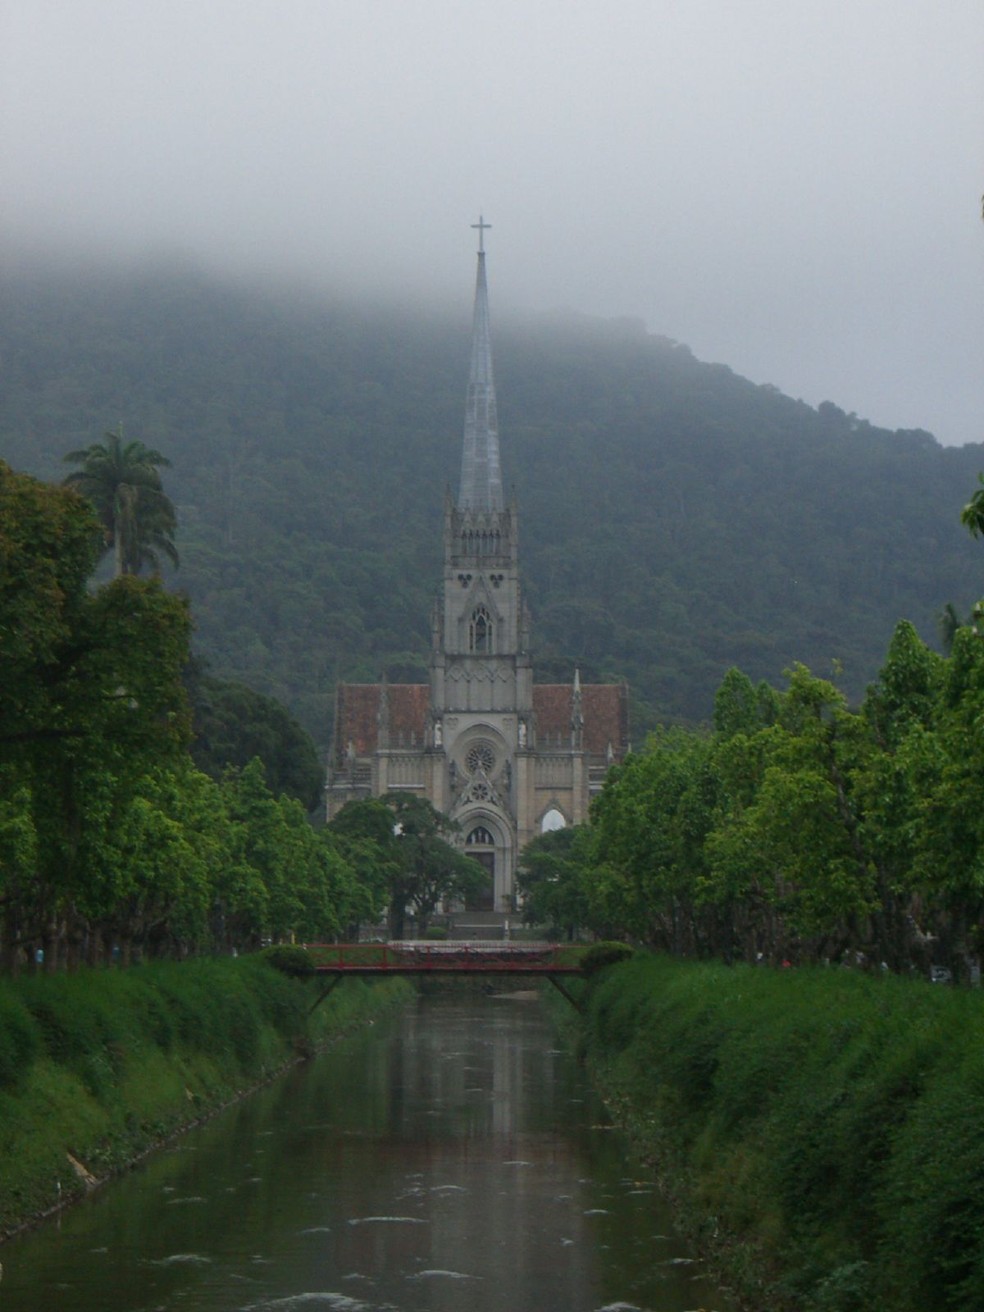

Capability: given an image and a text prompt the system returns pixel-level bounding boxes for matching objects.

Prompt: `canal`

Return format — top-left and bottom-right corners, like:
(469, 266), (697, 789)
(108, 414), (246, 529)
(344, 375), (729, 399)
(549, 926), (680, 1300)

(1, 992), (737, 1311)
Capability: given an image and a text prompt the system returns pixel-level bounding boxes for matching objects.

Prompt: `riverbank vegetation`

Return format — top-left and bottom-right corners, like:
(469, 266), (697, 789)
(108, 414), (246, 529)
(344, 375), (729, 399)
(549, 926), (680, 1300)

(521, 614), (984, 980)
(0, 954), (410, 1238)
(580, 953), (984, 1312)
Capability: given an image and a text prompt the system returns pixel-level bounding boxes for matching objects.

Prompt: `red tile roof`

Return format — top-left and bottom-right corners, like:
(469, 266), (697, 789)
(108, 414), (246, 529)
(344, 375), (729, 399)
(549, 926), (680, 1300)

(534, 683), (630, 756)
(332, 684), (431, 766)
(334, 680), (629, 764)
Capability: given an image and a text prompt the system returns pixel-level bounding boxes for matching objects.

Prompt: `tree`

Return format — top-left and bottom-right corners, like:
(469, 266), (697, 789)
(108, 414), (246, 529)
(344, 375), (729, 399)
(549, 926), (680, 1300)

(331, 795), (485, 938)
(938, 602), (969, 655)
(960, 473), (984, 542)
(382, 794), (486, 938)
(64, 424), (178, 577)
(329, 798), (403, 931)
(589, 727), (716, 951)
(97, 762), (215, 962)
(713, 667), (777, 739)
(516, 825), (591, 939)
(905, 627), (984, 979)
(184, 662), (324, 811)
(0, 464), (193, 968)
(0, 462), (102, 744)
(21, 575), (193, 969)
(864, 620), (944, 750)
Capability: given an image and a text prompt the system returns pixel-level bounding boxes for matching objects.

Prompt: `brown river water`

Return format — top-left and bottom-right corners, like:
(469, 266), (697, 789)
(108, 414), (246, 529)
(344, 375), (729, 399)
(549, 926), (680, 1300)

(0, 992), (737, 1311)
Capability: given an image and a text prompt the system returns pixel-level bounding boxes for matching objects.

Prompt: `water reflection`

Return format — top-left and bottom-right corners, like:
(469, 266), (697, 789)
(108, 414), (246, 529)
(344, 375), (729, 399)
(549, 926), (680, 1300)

(1, 993), (735, 1311)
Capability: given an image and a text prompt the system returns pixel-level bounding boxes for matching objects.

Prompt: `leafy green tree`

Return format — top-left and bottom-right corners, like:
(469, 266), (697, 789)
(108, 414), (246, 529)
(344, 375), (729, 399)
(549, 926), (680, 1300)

(64, 424), (178, 577)
(904, 627), (984, 978)
(0, 462), (102, 746)
(22, 577), (193, 968)
(714, 667), (763, 739)
(96, 763), (214, 961)
(863, 620), (944, 750)
(328, 798), (403, 932)
(185, 663), (324, 810)
(220, 758), (366, 947)
(516, 825), (591, 939)
(0, 768), (38, 973)
(701, 667), (877, 963)
(0, 463), (102, 968)
(804, 623), (944, 971)
(221, 759), (302, 945)
(0, 465), (192, 969)
(382, 794), (486, 938)
(589, 727), (715, 951)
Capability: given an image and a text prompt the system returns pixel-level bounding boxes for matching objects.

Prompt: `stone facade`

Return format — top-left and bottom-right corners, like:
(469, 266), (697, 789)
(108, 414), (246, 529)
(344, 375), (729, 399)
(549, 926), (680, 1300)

(326, 227), (630, 910)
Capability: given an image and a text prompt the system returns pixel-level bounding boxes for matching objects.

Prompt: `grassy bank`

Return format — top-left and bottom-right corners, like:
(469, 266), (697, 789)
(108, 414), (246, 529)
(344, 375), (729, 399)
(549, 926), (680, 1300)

(581, 954), (984, 1312)
(0, 955), (411, 1237)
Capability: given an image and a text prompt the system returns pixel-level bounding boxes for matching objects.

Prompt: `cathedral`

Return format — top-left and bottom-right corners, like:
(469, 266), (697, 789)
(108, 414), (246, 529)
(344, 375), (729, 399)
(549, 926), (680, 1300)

(325, 222), (630, 914)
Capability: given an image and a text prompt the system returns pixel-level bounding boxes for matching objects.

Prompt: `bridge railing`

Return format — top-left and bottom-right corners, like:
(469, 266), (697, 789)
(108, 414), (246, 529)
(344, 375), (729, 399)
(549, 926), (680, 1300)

(304, 941), (582, 973)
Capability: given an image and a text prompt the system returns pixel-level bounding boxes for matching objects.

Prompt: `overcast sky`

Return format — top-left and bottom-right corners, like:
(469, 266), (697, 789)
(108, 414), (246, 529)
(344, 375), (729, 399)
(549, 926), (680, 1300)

(2, 0), (982, 445)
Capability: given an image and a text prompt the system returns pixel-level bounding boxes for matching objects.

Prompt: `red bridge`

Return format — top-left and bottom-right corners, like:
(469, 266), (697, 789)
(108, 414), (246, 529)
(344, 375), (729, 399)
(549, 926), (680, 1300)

(306, 941), (585, 1008)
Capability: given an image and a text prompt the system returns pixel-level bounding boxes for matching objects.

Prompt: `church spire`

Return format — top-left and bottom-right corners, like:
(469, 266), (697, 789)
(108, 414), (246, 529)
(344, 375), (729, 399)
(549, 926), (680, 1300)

(458, 216), (503, 513)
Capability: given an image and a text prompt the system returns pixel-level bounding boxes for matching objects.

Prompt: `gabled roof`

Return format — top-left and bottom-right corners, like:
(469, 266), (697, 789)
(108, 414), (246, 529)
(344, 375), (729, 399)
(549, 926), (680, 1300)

(533, 683), (630, 756)
(332, 684), (431, 766)
(332, 680), (629, 765)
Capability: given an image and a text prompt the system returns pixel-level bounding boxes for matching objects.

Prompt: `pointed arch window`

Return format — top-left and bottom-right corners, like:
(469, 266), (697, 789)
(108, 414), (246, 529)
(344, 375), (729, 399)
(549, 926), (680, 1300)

(467, 826), (495, 846)
(469, 605), (494, 653)
(541, 808), (567, 834)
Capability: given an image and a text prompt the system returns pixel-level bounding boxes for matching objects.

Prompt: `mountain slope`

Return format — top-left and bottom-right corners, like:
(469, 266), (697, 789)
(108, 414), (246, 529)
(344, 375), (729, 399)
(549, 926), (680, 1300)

(2, 263), (981, 747)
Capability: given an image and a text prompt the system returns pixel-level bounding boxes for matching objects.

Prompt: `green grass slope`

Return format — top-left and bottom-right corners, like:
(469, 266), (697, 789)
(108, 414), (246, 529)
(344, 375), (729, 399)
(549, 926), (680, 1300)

(0, 956), (409, 1237)
(582, 954), (984, 1312)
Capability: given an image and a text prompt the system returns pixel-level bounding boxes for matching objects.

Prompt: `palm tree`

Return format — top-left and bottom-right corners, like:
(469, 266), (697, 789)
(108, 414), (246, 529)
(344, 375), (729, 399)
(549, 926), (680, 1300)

(64, 425), (178, 577)
(960, 473), (984, 541)
(938, 602), (970, 654)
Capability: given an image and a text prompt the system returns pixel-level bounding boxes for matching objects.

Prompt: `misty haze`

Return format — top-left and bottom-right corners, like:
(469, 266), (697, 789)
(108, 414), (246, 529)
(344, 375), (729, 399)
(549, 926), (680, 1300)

(2, 0), (982, 444)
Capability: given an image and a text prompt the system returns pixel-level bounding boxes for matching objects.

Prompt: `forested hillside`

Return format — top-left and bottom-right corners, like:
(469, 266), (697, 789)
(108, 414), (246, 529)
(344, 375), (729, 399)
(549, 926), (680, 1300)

(3, 260), (982, 747)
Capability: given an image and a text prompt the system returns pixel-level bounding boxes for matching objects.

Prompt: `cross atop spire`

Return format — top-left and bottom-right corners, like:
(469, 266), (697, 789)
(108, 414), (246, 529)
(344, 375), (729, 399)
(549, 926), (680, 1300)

(458, 217), (503, 512)
(471, 215), (491, 253)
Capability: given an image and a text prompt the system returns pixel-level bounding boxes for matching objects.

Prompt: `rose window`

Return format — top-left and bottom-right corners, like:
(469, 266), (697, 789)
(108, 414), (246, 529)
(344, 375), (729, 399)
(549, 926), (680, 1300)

(465, 741), (495, 775)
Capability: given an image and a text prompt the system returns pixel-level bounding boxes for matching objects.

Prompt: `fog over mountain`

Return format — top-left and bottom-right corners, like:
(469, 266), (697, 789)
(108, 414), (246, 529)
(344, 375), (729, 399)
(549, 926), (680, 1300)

(3, 261), (984, 749)
(2, 0), (982, 446)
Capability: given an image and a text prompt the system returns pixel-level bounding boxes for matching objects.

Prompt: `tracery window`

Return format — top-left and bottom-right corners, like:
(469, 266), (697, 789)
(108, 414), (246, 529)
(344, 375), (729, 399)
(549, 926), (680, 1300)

(465, 741), (496, 775)
(469, 605), (494, 653)
(467, 826), (495, 846)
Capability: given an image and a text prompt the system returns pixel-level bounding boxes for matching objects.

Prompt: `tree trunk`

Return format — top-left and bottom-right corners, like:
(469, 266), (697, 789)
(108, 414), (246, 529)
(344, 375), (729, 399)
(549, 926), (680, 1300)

(41, 921), (59, 973)
(1, 908), (21, 977)
(86, 924), (104, 968)
(388, 903), (406, 941)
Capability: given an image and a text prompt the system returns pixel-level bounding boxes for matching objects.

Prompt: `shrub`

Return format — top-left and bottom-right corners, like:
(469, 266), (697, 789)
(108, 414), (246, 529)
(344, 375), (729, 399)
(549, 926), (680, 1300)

(0, 986), (40, 1089)
(580, 940), (636, 975)
(261, 944), (316, 977)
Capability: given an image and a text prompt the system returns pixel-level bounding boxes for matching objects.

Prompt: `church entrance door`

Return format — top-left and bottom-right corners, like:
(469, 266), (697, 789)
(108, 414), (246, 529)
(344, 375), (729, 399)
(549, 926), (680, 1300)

(466, 851), (495, 911)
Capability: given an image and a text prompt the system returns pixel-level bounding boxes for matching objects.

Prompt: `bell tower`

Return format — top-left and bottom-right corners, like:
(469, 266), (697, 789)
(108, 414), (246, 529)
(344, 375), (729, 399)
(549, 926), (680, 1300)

(326, 221), (630, 921)
(428, 219), (533, 911)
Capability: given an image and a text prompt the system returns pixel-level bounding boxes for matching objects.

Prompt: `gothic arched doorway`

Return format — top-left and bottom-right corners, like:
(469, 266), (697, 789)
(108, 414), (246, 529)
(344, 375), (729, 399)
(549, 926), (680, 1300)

(464, 824), (496, 910)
